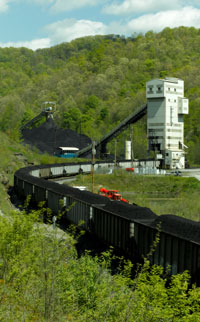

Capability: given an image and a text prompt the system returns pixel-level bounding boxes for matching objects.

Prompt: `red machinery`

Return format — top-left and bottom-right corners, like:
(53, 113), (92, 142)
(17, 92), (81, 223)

(125, 167), (134, 172)
(99, 188), (129, 203)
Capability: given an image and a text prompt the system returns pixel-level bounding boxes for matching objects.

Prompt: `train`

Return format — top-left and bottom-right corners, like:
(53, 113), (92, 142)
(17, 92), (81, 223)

(14, 160), (200, 284)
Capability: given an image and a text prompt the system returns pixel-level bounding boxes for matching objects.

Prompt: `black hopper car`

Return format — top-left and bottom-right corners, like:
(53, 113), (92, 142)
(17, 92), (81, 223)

(14, 161), (200, 284)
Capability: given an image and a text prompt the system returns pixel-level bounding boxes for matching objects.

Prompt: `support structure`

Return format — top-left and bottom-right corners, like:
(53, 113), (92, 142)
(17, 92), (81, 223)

(146, 77), (189, 169)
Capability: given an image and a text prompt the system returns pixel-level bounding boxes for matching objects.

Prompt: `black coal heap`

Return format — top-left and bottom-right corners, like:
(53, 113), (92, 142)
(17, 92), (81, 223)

(21, 118), (91, 155)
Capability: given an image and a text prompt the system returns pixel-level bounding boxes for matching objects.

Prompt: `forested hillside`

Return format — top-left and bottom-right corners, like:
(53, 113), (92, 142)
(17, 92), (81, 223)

(1, 28), (200, 319)
(1, 26), (200, 163)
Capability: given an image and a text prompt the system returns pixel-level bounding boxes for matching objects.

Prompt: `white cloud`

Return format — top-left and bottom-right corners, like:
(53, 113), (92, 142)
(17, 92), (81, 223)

(0, 38), (51, 50)
(102, 0), (200, 15)
(103, 0), (178, 15)
(42, 6), (200, 47)
(26, 0), (53, 4)
(25, 0), (100, 11)
(1, 3), (200, 50)
(51, 0), (99, 12)
(126, 6), (200, 33)
(45, 19), (107, 43)
(0, 19), (107, 49)
(0, 0), (11, 12)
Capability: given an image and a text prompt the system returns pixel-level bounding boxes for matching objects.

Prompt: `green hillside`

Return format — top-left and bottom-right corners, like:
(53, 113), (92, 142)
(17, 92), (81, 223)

(1, 29), (200, 319)
(1, 26), (200, 163)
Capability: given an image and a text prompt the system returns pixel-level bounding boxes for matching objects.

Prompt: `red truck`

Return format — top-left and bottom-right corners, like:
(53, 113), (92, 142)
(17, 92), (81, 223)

(125, 167), (134, 172)
(99, 188), (129, 203)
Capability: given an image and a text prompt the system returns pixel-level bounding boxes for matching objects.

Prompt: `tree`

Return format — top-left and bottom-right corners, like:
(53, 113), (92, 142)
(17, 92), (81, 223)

(63, 107), (82, 132)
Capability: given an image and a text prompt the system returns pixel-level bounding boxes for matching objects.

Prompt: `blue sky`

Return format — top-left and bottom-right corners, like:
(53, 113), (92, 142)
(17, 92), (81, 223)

(0, 0), (200, 50)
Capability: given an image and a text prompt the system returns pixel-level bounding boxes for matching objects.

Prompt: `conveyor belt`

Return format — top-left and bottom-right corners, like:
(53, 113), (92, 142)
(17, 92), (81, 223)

(20, 111), (45, 131)
(78, 103), (147, 157)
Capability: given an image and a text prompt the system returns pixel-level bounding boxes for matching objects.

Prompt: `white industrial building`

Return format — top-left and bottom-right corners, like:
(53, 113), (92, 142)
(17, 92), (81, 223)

(146, 77), (189, 169)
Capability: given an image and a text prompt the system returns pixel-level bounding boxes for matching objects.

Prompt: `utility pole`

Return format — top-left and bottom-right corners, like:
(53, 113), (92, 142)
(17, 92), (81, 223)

(91, 141), (96, 193)
(114, 140), (117, 167)
(130, 125), (134, 167)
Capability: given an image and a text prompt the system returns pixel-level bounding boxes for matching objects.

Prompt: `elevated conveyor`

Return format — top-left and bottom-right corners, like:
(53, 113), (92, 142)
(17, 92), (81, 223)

(20, 111), (46, 131)
(78, 103), (147, 158)
(20, 102), (56, 131)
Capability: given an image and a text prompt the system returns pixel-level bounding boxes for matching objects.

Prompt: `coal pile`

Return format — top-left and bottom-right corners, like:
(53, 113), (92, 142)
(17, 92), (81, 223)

(21, 118), (91, 155)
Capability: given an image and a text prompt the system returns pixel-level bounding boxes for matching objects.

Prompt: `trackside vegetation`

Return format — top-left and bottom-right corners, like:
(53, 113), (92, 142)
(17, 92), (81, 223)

(0, 210), (200, 321)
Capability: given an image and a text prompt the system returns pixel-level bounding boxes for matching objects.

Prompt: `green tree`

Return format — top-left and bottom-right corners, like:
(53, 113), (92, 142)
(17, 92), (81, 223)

(63, 107), (82, 132)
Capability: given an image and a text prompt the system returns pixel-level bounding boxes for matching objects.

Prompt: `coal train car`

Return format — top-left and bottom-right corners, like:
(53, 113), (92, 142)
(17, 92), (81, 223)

(14, 161), (200, 284)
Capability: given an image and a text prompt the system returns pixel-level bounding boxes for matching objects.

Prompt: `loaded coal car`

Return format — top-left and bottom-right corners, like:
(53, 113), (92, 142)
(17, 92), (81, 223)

(14, 164), (110, 230)
(14, 162), (91, 203)
(14, 166), (50, 205)
(134, 214), (200, 284)
(46, 182), (110, 230)
(92, 201), (157, 261)
(14, 162), (200, 284)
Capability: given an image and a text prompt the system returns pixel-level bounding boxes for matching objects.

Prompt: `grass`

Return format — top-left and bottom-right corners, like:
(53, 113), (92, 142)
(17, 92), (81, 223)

(69, 169), (200, 221)
(0, 130), (86, 213)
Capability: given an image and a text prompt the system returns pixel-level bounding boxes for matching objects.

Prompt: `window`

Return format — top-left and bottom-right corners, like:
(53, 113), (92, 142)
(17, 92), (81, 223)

(157, 85), (162, 93)
(174, 88), (176, 92)
(148, 86), (153, 94)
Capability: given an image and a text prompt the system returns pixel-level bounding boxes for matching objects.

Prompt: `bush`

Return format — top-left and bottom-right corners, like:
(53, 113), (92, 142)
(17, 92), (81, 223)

(0, 209), (200, 321)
